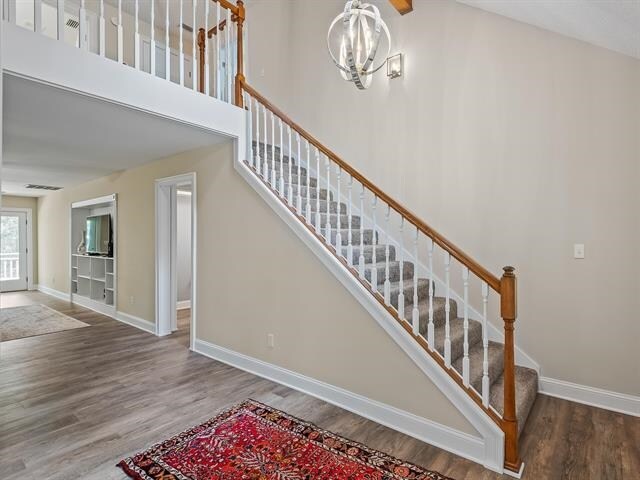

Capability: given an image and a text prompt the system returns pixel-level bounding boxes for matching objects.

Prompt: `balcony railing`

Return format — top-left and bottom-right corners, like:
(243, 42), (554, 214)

(0, 252), (20, 280)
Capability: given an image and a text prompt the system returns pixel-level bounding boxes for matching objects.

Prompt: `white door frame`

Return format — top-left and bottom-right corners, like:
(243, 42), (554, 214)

(155, 173), (197, 350)
(0, 207), (34, 291)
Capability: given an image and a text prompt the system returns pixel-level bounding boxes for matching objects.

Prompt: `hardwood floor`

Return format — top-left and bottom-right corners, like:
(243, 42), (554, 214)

(1, 291), (638, 479)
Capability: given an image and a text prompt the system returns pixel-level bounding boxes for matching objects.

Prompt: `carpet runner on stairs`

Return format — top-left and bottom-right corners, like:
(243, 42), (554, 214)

(250, 142), (538, 435)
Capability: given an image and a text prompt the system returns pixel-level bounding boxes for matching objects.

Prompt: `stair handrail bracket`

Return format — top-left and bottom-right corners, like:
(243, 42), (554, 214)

(239, 77), (524, 474)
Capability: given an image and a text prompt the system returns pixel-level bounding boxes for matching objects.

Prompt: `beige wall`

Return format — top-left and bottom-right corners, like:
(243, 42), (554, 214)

(1, 195), (38, 284)
(36, 143), (474, 435)
(244, 0), (640, 396)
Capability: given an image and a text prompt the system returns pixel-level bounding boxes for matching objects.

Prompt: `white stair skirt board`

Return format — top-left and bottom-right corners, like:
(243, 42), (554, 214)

(234, 158), (506, 474)
(194, 339), (487, 469)
(35, 285), (155, 335)
(539, 377), (640, 417)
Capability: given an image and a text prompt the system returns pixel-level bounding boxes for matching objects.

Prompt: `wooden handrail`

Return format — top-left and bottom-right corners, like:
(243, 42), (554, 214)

(208, 19), (228, 37)
(240, 80), (502, 292)
(211, 0), (239, 16)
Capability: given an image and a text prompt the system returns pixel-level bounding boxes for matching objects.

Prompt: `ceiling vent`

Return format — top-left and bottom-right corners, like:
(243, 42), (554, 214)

(25, 184), (62, 191)
(66, 18), (79, 29)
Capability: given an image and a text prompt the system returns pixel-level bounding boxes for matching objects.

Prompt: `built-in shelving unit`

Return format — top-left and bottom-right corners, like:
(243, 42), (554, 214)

(70, 194), (117, 317)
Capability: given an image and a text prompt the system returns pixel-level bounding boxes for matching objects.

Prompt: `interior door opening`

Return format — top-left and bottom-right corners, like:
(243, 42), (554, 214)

(0, 209), (31, 293)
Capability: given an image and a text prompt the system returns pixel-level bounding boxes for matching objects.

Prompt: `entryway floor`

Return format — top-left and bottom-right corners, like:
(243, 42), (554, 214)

(0, 291), (638, 479)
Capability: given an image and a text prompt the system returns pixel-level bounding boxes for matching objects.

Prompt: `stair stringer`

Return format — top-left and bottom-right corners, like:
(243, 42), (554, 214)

(234, 157), (506, 474)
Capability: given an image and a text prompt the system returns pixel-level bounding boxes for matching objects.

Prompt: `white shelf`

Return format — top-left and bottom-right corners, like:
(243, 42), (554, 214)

(92, 277), (106, 282)
(77, 274), (91, 280)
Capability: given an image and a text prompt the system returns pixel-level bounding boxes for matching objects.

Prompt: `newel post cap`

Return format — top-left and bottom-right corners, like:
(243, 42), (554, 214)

(502, 266), (516, 277)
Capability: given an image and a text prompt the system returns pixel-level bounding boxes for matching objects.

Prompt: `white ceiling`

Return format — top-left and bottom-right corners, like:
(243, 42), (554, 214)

(2, 75), (227, 197)
(456, 0), (640, 60)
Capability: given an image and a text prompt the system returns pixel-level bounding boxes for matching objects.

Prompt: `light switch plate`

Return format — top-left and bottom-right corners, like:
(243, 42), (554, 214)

(574, 244), (585, 259)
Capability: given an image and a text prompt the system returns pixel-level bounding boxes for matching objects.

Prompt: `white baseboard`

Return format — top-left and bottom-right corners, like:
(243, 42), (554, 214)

(71, 293), (116, 317)
(116, 311), (157, 335)
(539, 377), (639, 417)
(193, 339), (489, 470)
(36, 284), (71, 302)
(37, 284), (156, 335)
(176, 300), (191, 310)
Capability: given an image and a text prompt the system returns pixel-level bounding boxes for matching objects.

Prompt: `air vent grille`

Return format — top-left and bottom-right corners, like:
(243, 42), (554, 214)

(25, 184), (62, 191)
(66, 18), (79, 29)
(181, 23), (193, 33)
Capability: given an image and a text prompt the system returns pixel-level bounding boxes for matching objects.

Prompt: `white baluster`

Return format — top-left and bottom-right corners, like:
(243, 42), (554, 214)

(297, 133), (302, 213)
(335, 166), (342, 250)
(481, 281), (490, 407)
(371, 196), (378, 290)
(166, 0), (171, 81)
(34, 0), (41, 33)
(150, 0), (156, 76)
(347, 175), (353, 265)
(444, 252), (452, 367)
(271, 113), (276, 186)
(246, 93), (253, 166)
(287, 126), (293, 204)
(398, 218), (405, 320)
(179, 0), (184, 85)
(192, 0), (197, 91)
(305, 141), (311, 223)
(117, 0), (123, 62)
(98, 0), (105, 56)
(412, 227), (419, 335)
(226, 7), (232, 102)
(315, 148), (321, 232)
(358, 185), (365, 277)
(57, 0), (65, 41)
(216, 2), (221, 99)
(279, 119), (284, 195)
(384, 205), (391, 304)
(79, 0), (87, 50)
(462, 267), (470, 386)
(254, 100), (261, 176)
(325, 157), (332, 245)
(134, 0), (140, 69)
(427, 237), (435, 348)
(204, 0), (210, 93)
(263, 105), (268, 180)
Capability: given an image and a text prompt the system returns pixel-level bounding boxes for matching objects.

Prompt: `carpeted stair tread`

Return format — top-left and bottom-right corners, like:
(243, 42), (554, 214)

(285, 184), (333, 201)
(452, 341), (505, 393)
(316, 213), (361, 229)
(388, 278), (433, 310)
(431, 317), (483, 363)
(310, 199), (347, 214)
(258, 161), (307, 178)
(364, 260), (415, 285)
(328, 228), (378, 246)
(342, 244), (395, 264)
(402, 296), (458, 329)
(489, 366), (539, 435)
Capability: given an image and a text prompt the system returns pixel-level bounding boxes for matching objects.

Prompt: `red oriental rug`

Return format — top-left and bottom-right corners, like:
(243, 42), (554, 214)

(117, 399), (453, 480)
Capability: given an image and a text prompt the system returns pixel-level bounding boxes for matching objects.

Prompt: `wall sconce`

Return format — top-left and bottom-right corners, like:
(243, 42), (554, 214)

(387, 53), (403, 79)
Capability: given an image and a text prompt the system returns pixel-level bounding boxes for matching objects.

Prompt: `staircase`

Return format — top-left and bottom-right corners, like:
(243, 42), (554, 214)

(250, 140), (538, 432)
(238, 81), (538, 475)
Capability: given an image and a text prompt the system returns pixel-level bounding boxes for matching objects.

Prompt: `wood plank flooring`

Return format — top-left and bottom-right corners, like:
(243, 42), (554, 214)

(1, 291), (638, 479)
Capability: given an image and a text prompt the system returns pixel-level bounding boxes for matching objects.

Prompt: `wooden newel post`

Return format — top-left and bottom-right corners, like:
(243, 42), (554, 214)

(197, 28), (206, 94)
(235, 0), (246, 108)
(500, 266), (521, 473)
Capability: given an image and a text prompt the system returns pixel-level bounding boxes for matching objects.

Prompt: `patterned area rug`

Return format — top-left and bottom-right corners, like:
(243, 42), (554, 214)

(0, 304), (89, 341)
(118, 399), (453, 480)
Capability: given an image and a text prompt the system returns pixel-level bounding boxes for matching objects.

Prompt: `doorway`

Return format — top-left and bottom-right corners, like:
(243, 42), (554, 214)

(155, 173), (197, 349)
(0, 208), (33, 292)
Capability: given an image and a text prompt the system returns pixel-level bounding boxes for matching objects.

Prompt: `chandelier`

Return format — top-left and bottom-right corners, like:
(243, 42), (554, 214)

(327, 1), (391, 90)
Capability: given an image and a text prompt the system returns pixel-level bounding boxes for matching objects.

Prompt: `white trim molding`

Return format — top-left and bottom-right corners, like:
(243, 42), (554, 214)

(116, 311), (156, 335)
(539, 377), (640, 417)
(176, 300), (192, 310)
(36, 284), (156, 335)
(36, 284), (71, 302)
(194, 339), (488, 469)
(1, 206), (34, 291)
(233, 158), (505, 474)
(71, 292), (115, 317)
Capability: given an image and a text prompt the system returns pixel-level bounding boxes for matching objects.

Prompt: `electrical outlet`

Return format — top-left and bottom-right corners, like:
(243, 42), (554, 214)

(267, 333), (275, 348)
(573, 244), (585, 259)
(129, 296), (135, 305)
